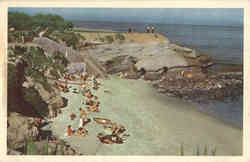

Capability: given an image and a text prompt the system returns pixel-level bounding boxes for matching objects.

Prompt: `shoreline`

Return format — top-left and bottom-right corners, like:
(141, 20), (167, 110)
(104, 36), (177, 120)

(189, 99), (243, 129)
(46, 76), (242, 155)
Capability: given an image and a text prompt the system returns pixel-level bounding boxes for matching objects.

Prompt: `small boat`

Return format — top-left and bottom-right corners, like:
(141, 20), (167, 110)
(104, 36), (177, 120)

(93, 117), (113, 125)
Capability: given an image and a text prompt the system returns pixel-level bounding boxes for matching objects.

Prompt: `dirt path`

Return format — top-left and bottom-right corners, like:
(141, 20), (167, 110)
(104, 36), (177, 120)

(44, 76), (242, 155)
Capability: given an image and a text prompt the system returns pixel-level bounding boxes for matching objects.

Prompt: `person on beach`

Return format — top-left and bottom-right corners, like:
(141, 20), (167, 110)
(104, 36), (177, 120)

(87, 105), (99, 112)
(81, 82), (87, 95)
(79, 108), (86, 119)
(70, 113), (76, 120)
(112, 125), (126, 137)
(31, 124), (39, 140)
(86, 91), (93, 99)
(79, 109), (91, 127)
(119, 72), (125, 78)
(81, 74), (87, 81)
(79, 117), (84, 128)
(87, 81), (92, 88)
(74, 127), (88, 136)
(67, 125), (72, 136)
(93, 96), (100, 107)
(34, 117), (41, 127)
(93, 80), (98, 90)
(97, 133), (123, 144)
(85, 97), (93, 106)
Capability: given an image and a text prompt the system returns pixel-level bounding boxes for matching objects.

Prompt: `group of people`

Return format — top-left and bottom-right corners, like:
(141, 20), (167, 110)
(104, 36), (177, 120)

(128, 27), (136, 33)
(145, 26), (156, 33)
(127, 25), (156, 34)
(58, 71), (129, 144)
(63, 72), (101, 137)
(67, 110), (89, 137)
(97, 122), (129, 144)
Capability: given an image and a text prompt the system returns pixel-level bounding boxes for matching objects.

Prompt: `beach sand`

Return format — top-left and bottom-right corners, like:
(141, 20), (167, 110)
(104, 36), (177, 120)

(45, 76), (242, 155)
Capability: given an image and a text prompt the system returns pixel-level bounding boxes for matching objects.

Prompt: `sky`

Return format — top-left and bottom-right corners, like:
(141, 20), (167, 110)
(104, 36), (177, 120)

(8, 8), (243, 26)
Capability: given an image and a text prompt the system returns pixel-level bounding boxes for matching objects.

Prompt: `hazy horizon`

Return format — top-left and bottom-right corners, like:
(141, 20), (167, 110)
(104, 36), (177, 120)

(8, 8), (243, 26)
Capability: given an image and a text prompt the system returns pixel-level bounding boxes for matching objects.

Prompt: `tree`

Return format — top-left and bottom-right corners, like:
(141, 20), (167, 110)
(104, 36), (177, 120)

(8, 12), (33, 30)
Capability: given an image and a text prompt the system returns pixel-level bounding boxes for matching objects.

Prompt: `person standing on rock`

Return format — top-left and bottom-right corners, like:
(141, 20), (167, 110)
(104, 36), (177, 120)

(128, 28), (132, 33)
(31, 124), (39, 141)
(151, 26), (155, 33)
(145, 26), (150, 33)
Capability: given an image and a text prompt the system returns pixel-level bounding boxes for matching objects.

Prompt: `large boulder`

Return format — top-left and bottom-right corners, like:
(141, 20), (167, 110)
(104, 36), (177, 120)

(7, 113), (30, 150)
(135, 54), (188, 72)
(183, 50), (201, 58)
(104, 55), (138, 74)
(66, 62), (86, 74)
(143, 72), (162, 81)
(7, 148), (23, 155)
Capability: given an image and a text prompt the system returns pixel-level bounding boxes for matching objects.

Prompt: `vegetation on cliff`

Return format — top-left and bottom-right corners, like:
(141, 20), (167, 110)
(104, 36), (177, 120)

(8, 12), (83, 49)
(8, 45), (68, 116)
(8, 12), (73, 32)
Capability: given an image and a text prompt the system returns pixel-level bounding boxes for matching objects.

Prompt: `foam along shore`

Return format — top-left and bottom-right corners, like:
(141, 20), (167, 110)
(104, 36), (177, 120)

(45, 76), (242, 155)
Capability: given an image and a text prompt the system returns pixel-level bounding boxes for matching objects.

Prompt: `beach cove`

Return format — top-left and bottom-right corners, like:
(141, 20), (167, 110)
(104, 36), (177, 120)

(43, 75), (242, 155)
(7, 11), (243, 155)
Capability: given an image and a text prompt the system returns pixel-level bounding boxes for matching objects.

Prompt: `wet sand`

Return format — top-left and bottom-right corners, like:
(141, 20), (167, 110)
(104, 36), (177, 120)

(44, 76), (242, 155)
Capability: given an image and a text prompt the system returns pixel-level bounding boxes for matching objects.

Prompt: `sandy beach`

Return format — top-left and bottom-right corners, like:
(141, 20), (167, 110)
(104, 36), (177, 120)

(43, 76), (242, 155)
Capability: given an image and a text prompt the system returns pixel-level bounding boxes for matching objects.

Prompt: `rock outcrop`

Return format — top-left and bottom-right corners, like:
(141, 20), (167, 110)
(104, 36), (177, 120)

(7, 113), (30, 150)
(33, 37), (108, 78)
(153, 72), (243, 102)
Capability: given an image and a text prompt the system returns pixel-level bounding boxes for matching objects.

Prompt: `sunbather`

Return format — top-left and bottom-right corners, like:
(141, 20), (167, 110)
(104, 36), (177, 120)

(70, 113), (76, 120)
(119, 72), (125, 78)
(79, 108), (86, 119)
(67, 125), (72, 136)
(93, 96), (99, 106)
(85, 98), (93, 106)
(86, 91), (93, 99)
(87, 105), (99, 112)
(97, 133), (123, 144)
(74, 127), (88, 136)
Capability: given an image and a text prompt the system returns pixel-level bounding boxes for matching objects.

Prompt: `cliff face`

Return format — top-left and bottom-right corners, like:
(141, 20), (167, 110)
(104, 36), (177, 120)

(8, 51), (65, 117)
(7, 46), (66, 153)
(33, 37), (108, 79)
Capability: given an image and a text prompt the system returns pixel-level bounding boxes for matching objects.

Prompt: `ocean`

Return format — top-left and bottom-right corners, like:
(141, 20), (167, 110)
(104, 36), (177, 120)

(73, 21), (243, 128)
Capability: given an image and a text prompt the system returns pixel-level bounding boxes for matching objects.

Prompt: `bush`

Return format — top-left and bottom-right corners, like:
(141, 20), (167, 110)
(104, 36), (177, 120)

(8, 11), (74, 33)
(105, 35), (114, 43)
(25, 137), (38, 155)
(115, 33), (125, 41)
(42, 139), (49, 155)
(179, 143), (217, 156)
